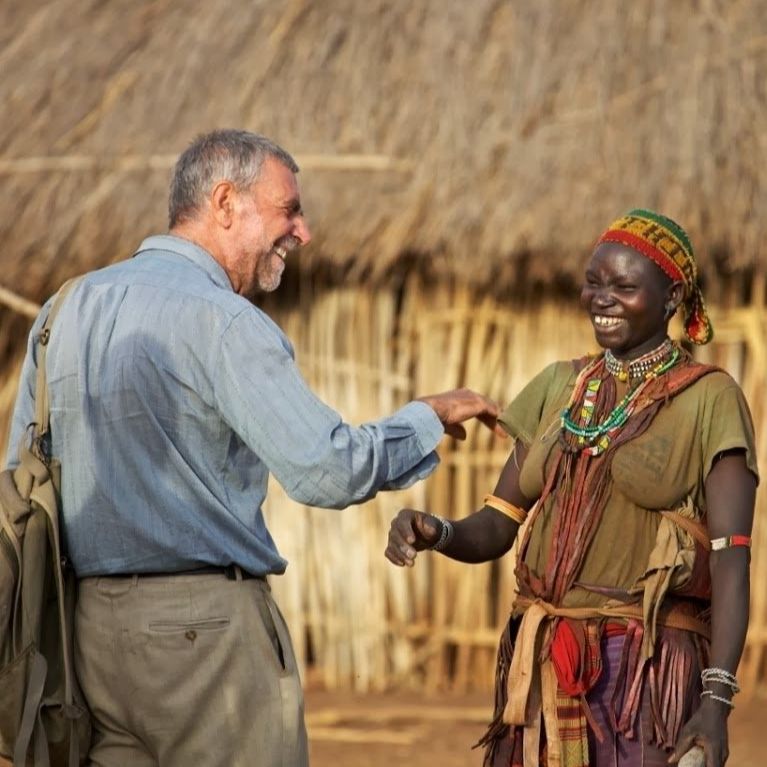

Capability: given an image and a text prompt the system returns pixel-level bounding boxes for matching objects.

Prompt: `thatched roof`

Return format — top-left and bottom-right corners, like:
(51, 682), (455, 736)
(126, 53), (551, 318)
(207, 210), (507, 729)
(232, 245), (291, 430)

(2, 0), (767, 309)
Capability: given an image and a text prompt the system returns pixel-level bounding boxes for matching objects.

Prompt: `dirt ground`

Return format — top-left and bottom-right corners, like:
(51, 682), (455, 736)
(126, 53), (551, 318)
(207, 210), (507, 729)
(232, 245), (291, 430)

(1, 689), (760, 765)
(306, 688), (765, 767)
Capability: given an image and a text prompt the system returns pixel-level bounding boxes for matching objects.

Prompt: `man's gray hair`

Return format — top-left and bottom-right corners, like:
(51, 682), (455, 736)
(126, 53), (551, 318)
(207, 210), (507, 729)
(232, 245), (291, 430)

(168, 130), (299, 227)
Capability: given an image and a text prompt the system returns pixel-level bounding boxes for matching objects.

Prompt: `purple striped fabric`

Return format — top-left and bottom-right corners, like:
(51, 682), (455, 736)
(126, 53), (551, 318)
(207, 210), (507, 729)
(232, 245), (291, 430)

(585, 635), (669, 767)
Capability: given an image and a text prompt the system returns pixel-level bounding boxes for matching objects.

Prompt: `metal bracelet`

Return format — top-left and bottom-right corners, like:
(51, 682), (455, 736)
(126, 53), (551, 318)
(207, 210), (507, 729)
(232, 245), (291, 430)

(701, 667), (740, 693)
(430, 516), (454, 552)
(701, 666), (737, 682)
(700, 690), (735, 709)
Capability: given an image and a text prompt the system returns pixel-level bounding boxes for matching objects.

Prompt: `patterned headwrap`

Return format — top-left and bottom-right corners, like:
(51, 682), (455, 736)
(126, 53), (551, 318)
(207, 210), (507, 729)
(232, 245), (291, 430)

(595, 208), (713, 344)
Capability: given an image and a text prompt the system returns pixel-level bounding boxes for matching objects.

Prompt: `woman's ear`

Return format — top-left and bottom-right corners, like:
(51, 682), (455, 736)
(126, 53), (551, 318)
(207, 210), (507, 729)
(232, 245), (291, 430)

(664, 281), (685, 320)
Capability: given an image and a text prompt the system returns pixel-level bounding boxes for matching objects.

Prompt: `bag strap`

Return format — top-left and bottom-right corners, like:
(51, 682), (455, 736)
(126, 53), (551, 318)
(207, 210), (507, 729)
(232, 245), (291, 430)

(32, 277), (84, 450)
(13, 652), (48, 767)
(14, 277), (86, 767)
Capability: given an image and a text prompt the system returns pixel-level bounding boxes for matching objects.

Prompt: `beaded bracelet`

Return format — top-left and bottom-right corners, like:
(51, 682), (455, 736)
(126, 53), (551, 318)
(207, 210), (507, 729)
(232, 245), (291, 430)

(429, 516), (454, 552)
(483, 494), (527, 525)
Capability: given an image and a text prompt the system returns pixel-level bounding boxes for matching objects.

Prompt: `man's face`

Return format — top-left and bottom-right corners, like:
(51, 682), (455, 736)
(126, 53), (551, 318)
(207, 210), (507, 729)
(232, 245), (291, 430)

(228, 156), (311, 297)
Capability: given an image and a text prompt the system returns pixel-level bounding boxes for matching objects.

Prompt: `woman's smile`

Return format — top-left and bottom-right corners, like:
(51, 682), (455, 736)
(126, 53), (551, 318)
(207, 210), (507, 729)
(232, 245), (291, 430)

(592, 314), (625, 328)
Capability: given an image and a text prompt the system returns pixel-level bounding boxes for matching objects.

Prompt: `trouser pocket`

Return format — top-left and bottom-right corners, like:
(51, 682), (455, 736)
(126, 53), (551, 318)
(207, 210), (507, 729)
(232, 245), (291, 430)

(148, 617), (230, 633)
(254, 592), (286, 670)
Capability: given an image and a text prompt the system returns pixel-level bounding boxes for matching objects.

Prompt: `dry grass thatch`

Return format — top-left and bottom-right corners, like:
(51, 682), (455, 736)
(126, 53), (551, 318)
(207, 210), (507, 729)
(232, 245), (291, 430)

(1, 0), (767, 310)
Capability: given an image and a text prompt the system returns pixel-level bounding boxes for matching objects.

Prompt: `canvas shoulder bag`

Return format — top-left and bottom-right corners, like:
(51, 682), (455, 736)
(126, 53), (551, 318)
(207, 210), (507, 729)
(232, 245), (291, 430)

(0, 277), (91, 767)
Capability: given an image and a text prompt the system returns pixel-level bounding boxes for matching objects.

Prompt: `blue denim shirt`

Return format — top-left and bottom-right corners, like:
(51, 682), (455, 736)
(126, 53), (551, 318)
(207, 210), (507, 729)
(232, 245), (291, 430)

(6, 236), (443, 577)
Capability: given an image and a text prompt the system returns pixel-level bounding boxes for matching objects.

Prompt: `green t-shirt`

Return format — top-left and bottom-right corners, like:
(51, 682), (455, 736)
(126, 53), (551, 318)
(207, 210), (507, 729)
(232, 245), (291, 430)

(500, 360), (759, 608)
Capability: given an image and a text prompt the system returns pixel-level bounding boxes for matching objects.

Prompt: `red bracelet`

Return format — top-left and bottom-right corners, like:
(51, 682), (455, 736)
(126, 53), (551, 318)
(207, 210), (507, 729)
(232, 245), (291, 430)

(710, 534), (751, 551)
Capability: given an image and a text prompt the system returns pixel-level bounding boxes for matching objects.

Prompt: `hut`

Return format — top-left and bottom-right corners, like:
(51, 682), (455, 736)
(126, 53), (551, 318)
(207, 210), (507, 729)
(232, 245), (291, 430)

(1, 0), (766, 694)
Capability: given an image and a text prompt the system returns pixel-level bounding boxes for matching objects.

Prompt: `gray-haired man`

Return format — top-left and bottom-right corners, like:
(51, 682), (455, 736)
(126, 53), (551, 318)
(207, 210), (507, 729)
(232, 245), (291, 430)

(7, 130), (501, 766)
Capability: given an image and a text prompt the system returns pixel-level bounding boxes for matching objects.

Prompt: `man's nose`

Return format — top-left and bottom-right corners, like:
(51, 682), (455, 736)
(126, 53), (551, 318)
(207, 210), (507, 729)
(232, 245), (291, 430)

(294, 216), (311, 246)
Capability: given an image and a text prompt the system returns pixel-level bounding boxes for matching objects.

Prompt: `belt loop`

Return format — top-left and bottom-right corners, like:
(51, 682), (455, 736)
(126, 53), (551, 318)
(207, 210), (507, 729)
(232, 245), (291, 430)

(131, 574), (139, 586)
(233, 565), (243, 582)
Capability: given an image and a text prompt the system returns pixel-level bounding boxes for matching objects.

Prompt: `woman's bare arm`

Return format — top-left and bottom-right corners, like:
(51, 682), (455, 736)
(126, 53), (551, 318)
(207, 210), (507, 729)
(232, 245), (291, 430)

(385, 441), (535, 566)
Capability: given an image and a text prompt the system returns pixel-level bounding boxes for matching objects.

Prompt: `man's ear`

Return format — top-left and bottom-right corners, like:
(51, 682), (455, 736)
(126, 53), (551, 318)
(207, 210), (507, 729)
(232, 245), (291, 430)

(210, 181), (236, 228)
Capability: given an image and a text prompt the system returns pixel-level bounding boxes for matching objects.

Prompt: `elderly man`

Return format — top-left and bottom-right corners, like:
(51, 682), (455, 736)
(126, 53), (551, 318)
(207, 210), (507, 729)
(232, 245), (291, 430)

(7, 130), (501, 767)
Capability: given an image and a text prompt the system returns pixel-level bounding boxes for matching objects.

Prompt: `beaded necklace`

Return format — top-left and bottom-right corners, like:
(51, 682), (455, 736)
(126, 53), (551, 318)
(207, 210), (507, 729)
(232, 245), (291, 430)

(604, 337), (674, 383)
(560, 344), (680, 455)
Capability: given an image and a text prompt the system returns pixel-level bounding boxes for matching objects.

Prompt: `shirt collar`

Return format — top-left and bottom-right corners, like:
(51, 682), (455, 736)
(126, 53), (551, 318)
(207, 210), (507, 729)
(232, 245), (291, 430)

(134, 235), (233, 291)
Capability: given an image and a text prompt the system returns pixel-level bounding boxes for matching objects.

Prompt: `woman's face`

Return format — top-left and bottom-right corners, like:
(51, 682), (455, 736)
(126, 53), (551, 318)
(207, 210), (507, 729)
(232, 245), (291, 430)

(580, 242), (680, 358)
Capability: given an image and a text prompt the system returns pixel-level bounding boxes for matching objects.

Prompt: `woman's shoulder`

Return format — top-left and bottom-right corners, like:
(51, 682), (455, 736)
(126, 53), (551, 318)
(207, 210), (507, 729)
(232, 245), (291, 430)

(521, 357), (588, 403)
(501, 358), (582, 441)
(537, 356), (593, 382)
(667, 362), (753, 428)
(681, 361), (743, 397)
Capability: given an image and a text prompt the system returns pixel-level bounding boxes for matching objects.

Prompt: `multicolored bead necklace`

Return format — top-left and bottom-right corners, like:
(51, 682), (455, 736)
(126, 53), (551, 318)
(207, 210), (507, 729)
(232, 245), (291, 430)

(604, 337), (675, 383)
(560, 343), (681, 455)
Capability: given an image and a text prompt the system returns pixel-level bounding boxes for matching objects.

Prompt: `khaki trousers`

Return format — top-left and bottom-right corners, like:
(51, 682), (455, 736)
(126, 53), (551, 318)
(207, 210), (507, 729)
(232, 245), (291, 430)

(75, 571), (307, 767)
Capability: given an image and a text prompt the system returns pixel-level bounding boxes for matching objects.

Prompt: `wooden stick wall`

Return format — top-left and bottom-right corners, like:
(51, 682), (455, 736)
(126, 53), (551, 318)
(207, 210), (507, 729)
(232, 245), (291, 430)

(0, 276), (764, 694)
(264, 278), (767, 694)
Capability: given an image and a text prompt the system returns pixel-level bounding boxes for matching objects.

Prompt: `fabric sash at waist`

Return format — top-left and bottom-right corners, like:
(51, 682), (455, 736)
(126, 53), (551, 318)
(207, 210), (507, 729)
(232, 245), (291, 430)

(513, 595), (710, 638)
(502, 596), (709, 767)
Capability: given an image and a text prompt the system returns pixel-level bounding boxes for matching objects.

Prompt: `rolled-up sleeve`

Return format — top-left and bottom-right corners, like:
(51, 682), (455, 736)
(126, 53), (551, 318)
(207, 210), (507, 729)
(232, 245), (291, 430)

(213, 309), (444, 508)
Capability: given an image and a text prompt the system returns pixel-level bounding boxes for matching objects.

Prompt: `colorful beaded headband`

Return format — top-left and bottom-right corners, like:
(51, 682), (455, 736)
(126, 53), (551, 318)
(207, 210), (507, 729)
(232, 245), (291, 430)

(595, 208), (713, 344)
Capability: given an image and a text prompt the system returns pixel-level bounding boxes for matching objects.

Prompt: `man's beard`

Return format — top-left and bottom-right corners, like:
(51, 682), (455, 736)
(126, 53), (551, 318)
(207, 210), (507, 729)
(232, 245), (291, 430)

(253, 251), (284, 293)
(251, 236), (299, 296)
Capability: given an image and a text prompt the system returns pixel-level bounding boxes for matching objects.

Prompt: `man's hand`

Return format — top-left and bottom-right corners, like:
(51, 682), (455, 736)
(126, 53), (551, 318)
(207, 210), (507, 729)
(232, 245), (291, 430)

(385, 509), (442, 567)
(416, 388), (505, 440)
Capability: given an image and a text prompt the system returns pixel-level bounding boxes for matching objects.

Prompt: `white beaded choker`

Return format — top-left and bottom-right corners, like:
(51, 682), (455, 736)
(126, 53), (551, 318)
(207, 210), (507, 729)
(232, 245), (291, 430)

(604, 338), (675, 383)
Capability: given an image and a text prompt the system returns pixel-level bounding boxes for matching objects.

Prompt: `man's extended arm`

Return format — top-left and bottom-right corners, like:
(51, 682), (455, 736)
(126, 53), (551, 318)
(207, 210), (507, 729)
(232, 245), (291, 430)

(213, 309), (500, 508)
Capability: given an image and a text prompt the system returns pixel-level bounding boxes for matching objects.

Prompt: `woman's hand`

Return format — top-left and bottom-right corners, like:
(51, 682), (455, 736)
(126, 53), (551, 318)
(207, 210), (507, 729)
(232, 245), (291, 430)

(385, 509), (442, 567)
(384, 442), (534, 568)
(669, 699), (729, 767)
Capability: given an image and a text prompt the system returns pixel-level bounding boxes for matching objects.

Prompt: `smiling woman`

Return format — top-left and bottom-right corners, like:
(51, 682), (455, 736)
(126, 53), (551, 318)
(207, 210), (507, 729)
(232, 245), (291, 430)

(582, 243), (682, 359)
(386, 210), (758, 767)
